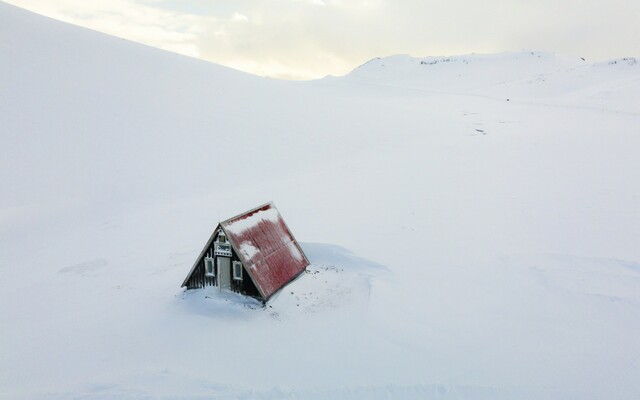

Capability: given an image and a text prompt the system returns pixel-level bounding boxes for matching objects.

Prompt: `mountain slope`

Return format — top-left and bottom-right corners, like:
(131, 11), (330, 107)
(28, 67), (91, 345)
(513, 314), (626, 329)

(343, 51), (640, 113)
(1, 2), (640, 399)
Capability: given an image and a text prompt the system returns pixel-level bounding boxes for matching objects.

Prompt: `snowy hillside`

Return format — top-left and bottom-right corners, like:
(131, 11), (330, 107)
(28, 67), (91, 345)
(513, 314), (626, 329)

(2, 2), (640, 399)
(345, 52), (640, 113)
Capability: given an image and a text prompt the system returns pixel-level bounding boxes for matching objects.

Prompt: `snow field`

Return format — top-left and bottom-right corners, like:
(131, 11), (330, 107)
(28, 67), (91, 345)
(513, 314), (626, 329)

(1, 2), (640, 399)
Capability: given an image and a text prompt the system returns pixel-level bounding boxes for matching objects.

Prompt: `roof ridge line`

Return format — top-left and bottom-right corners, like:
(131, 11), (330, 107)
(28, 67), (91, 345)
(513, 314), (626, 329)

(220, 201), (274, 225)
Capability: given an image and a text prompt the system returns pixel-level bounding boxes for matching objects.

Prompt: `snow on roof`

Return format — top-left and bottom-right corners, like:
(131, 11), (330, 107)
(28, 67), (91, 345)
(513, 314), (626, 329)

(223, 206), (280, 236)
(221, 202), (309, 300)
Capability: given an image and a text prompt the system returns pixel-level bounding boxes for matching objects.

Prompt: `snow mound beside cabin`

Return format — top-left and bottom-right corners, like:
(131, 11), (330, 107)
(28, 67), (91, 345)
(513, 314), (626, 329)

(179, 243), (387, 320)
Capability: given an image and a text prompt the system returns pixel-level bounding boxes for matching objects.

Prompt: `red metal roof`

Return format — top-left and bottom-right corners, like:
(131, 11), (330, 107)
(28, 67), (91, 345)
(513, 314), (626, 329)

(221, 202), (309, 300)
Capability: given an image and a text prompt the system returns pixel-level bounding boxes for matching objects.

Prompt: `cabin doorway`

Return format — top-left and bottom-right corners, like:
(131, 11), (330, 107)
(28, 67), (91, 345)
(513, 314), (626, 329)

(217, 257), (231, 291)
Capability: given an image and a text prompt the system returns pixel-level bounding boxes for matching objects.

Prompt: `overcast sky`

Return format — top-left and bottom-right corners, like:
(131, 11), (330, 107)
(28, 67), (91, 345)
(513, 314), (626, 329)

(6, 0), (640, 79)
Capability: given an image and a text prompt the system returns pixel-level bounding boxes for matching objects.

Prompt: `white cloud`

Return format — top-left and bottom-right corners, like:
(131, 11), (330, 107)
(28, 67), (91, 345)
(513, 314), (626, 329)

(231, 12), (249, 23)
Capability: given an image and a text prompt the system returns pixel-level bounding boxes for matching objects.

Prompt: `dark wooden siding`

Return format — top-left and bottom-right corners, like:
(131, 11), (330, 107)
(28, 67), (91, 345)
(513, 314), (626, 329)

(185, 231), (261, 300)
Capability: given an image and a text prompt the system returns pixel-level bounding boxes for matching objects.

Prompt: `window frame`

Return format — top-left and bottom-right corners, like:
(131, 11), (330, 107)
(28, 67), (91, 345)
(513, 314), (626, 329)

(232, 261), (243, 281)
(204, 256), (215, 277)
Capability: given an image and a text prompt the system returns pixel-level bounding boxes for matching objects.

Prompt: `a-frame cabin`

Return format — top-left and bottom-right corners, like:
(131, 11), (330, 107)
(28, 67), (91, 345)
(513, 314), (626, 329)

(181, 202), (310, 302)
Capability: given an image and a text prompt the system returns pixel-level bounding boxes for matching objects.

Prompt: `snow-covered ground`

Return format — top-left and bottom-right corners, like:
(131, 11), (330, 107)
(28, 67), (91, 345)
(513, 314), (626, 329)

(1, 2), (640, 399)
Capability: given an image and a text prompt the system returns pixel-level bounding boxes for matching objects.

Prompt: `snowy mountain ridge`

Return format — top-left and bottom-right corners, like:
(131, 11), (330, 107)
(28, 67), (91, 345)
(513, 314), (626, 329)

(349, 50), (639, 78)
(352, 50), (584, 69)
(340, 50), (640, 114)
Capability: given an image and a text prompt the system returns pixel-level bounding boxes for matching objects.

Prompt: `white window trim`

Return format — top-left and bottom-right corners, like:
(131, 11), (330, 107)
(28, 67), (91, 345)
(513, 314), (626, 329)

(204, 256), (215, 277)
(214, 242), (232, 256)
(232, 261), (243, 280)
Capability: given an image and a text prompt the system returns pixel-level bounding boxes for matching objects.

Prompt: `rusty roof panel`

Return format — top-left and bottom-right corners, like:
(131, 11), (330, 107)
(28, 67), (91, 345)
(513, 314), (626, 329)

(221, 203), (309, 300)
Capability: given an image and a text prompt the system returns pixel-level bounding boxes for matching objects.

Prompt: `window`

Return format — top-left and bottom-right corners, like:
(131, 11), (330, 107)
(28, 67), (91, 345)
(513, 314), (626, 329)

(218, 235), (226, 243)
(204, 257), (215, 277)
(233, 261), (243, 280)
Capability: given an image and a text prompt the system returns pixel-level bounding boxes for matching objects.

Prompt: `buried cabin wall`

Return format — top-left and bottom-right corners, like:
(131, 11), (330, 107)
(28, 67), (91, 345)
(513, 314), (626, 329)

(186, 231), (261, 299)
